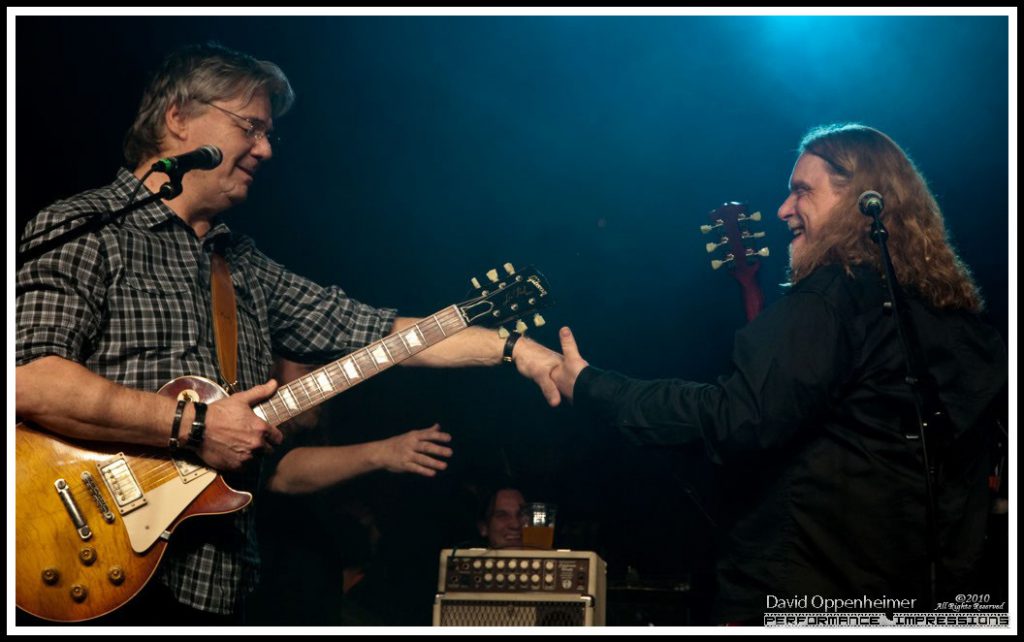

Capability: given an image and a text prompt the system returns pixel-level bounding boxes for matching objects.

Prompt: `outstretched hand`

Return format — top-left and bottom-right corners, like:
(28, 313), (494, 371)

(375, 423), (453, 477)
(550, 326), (589, 404)
(512, 336), (565, 407)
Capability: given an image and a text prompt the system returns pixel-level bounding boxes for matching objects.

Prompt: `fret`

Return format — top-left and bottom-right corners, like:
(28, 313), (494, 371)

(370, 342), (392, 367)
(305, 375), (322, 403)
(253, 403), (269, 422)
(271, 396), (290, 424)
(340, 357), (361, 382)
(262, 397), (282, 425)
(354, 349), (379, 373)
(280, 386), (300, 413)
(384, 333), (410, 360)
(314, 369), (335, 395)
(403, 325), (425, 350)
(432, 314), (447, 337)
(295, 376), (312, 404)
(330, 361), (351, 388)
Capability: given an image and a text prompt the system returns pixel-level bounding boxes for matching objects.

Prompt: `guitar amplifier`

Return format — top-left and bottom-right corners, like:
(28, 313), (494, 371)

(432, 548), (606, 626)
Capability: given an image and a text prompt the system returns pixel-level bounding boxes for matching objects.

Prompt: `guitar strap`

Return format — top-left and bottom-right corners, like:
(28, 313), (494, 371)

(210, 251), (239, 394)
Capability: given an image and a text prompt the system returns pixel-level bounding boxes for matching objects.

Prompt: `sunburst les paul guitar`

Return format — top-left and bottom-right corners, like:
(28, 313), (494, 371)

(16, 264), (552, 622)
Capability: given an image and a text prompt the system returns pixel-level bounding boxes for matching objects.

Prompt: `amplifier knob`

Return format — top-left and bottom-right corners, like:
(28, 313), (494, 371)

(544, 574), (554, 584)
(472, 560), (482, 569)
(496, 573), (505, 583)
(562, 579), (573, 589)
(519, 573), (528, 584)
(508, 560), (517, 570)
(496, 560), (506, 570)
(484, 573), (493, 582)
(531, 574), (540, 584)
(531, 560), (541, 570)
(545, 560), (555, 571)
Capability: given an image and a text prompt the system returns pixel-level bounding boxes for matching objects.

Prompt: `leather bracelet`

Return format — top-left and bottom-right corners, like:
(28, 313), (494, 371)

(502, 332), (522, 364)
(187, 401), (208, 450)
(169, 398), (189, 450)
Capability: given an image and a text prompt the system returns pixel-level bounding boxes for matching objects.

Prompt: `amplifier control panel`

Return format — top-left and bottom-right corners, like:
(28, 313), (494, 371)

(439, 549), (603, 595)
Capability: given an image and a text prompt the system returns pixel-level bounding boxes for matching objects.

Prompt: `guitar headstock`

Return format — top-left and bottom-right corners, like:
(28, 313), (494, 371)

(701, 202), (769, 321)
(459, 263), (553, 335)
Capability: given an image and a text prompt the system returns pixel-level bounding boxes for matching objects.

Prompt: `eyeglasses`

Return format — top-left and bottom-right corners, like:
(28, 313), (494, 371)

(200, 100), (282, 147)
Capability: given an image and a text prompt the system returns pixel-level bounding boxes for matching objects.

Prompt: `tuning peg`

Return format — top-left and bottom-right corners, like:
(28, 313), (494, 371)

(700, 220), (723, 234)
(741, 230), (766, 240)
(470, 277), (481, 289)
(746, 247), (770, 258)
(705, 237), (728, 253)
(742, 211), (762, 222)
(486, 269), (499, 283)
(711, 254), (735, 270)
(497, 327), (510, 338)
(533, 313), (545, 327)
(503, 262), (515, 276)
(515, 320), (528, 334)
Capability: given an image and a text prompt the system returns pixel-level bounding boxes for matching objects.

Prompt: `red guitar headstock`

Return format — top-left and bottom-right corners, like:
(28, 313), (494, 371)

(701, 202), (769, 322)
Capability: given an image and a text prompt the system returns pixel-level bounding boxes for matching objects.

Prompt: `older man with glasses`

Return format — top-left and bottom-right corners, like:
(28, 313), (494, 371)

(16, 41), (563, 626)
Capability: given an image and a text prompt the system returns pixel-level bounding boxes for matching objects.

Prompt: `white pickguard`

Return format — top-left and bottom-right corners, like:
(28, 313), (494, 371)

(121, 466), (216, 553)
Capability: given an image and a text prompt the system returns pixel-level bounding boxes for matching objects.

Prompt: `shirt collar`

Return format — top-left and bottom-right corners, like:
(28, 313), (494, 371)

(112, 167), (234, 244)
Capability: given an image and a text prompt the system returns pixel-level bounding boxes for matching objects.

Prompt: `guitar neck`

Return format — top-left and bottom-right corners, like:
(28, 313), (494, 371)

(254, 305), (467, 426)
(735, 269), (765, 322)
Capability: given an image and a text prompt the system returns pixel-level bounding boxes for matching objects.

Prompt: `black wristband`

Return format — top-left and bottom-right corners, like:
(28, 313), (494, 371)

(502, 332), (522, 364)
(187, 401), (208, 450)
(169, 398), (189, 450)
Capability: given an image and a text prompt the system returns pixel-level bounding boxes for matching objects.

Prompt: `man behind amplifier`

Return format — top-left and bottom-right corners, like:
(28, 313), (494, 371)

(477, 487), (529, 549)
(546, 124), (1007, 624)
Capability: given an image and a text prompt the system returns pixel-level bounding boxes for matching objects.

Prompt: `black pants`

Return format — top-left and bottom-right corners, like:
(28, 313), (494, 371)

(16, 581), (240, 627)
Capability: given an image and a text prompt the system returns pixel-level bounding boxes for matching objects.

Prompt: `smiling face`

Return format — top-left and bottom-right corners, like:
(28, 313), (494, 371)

(155, 88), (275, 222)
(184, 90), (274, 210)
(479, 489), (526, 549)
(777, 152), (844, 270)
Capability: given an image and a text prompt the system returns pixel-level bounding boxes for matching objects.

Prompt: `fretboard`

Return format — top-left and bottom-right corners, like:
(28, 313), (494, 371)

(253, 305), (467, 426)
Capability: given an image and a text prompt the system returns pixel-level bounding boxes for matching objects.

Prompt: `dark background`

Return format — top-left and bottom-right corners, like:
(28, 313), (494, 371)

(14, 15), (1011, 626)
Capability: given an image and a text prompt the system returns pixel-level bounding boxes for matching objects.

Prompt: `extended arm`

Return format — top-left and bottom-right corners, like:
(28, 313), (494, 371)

(392, 317), (564, 406)
(266, 423), (453, 494)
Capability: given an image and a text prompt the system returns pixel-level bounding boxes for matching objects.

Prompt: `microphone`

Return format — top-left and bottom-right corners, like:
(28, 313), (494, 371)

(858, 190), (884, 218)
(151, 145), (223, 174)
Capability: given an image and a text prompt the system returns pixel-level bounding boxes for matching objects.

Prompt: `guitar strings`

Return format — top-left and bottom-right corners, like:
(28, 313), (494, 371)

(55, 308), (471, 499)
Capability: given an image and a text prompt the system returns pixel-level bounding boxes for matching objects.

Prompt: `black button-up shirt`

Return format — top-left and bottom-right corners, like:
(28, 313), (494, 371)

(574, 264), (1006, 623)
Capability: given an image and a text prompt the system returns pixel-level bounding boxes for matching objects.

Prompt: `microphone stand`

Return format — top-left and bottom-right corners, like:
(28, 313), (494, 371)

(865, 207), (952, 611)
(16, 175), (184, 270)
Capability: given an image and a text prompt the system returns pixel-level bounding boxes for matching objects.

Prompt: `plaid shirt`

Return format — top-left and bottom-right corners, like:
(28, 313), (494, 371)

(16, 168), (396, 615)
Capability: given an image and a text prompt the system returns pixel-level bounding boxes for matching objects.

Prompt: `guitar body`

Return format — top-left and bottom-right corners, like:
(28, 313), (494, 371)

(15, 376), (251, 622)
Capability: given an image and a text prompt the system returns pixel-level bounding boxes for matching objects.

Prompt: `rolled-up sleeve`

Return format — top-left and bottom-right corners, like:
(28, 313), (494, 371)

(16, 214), (108, 366)
(248, 247), (397, 361)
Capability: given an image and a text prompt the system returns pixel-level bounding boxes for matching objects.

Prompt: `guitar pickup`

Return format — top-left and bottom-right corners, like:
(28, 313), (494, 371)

(98, 454), (147, 515)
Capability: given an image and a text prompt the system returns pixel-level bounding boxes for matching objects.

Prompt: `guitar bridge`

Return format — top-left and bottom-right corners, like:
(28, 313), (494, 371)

(97, 454), (147, 515)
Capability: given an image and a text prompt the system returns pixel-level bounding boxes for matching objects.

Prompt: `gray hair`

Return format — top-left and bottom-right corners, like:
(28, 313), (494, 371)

(123, 42), (295, 167)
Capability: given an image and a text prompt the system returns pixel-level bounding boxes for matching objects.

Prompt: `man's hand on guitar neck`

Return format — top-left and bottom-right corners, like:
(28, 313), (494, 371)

(194, 379), (284, 472)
